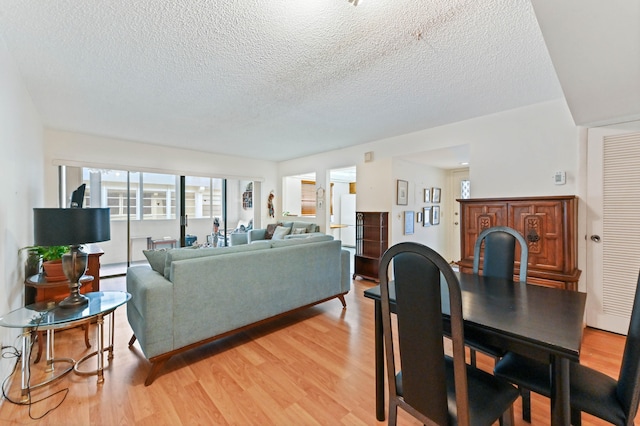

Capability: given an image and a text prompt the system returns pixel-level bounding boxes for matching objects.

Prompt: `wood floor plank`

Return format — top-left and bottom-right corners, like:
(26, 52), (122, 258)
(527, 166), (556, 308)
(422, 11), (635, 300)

(0, 275), (634, 425)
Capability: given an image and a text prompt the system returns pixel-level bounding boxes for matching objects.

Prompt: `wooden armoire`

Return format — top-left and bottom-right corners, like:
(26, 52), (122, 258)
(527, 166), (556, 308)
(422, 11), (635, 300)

(457, 195), (581, 290)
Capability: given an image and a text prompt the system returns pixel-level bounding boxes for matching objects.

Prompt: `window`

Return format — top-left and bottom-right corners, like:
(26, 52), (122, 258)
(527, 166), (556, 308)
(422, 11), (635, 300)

(83, 169), (177, 220)
(184, 176), (221, 219)
(461, 179), (471, 199)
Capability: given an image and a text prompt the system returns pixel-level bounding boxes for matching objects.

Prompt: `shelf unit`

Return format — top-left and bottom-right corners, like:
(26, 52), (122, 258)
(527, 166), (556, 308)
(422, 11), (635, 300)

(354, 212), (388, 282)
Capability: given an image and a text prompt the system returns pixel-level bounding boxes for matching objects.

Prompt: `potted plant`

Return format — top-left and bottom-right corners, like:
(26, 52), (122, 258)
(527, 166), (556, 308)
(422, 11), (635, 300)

(21, 245), (70, 282)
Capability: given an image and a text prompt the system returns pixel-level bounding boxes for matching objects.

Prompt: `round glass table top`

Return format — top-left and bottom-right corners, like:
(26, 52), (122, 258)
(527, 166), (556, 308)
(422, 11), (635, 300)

(0, 291), (131, 329)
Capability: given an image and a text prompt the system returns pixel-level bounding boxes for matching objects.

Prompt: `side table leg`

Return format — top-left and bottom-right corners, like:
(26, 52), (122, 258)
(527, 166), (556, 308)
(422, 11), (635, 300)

(20, 329), (32, 401)
(97, 314), (104, 384)
(45, 329), (54, 373)
(108, 311), (115, 360)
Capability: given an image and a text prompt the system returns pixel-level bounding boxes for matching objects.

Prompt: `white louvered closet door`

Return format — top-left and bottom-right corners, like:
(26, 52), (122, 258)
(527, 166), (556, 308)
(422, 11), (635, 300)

(587, 128), (640, 334)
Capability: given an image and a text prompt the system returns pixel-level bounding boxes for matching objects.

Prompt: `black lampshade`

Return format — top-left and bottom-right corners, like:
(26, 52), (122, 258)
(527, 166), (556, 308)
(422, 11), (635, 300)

(34, 208), (111, 246)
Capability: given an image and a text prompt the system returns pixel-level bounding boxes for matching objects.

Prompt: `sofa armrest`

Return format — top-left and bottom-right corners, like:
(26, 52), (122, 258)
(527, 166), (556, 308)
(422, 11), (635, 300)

(126, 266), (174, 359)
(230, 233), (248, 246)
(248, 229), (267, 243)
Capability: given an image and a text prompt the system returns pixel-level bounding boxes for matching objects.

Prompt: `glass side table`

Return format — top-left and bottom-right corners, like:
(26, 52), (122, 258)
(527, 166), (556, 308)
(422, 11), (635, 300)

(0, 291), (131, 401)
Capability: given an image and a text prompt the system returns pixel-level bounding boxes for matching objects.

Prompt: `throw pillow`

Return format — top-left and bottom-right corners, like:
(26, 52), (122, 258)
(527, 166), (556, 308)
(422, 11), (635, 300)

(265, 223), (279, 240)
(143, 249), (167, 274)
(271, 225), (291, 240)
(292, 227), (307, 234)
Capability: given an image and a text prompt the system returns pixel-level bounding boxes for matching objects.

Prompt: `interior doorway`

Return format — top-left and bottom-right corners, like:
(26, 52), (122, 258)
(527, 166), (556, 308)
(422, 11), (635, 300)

(329, 167), (357, 247)
(447, 168), (470, 263)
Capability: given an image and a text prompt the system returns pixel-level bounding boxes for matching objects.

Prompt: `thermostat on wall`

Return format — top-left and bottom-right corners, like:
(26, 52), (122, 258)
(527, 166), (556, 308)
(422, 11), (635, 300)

(554, 171), (566, 185)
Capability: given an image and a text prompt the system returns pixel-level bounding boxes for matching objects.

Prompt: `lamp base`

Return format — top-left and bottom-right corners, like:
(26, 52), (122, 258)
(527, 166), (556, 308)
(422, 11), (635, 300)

(59, 291), (89, 309)
(60, 246), (89, 309)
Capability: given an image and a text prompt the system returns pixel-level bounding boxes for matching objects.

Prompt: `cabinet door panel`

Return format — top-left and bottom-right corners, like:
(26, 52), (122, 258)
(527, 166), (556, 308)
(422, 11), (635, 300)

(460, 203), (508, 263)
(509, 201), (565, 273)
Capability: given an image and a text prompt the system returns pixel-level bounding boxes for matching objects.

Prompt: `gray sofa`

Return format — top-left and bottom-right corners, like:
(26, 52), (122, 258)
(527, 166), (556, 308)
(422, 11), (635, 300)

(126, 234), (350, 385)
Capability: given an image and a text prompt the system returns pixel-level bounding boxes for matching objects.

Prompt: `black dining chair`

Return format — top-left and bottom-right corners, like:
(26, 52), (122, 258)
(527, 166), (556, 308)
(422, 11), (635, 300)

(494, 271), (640, 426)
(467, 226), (529, 367)
(473, 226), (529, 283)
(379, 242), (519, 426)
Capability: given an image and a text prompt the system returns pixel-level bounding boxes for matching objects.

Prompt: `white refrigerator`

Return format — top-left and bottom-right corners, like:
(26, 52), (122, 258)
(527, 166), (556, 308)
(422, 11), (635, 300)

(339, 194), (356, 247)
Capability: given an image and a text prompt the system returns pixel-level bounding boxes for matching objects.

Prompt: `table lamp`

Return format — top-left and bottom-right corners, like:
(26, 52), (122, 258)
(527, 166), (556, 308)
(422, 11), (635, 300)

(33, 207), (110, 308)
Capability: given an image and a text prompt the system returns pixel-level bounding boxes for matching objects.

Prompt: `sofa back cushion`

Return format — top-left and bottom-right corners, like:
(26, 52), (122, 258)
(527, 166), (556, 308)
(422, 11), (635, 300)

(164, 243), (268, 280)
(270, 234), (334, 248)
(143, 249), (169, 274)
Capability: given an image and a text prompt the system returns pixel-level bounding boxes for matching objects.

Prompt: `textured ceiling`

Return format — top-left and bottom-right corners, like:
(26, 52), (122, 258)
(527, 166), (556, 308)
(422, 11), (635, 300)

(0, 0), (563, 162)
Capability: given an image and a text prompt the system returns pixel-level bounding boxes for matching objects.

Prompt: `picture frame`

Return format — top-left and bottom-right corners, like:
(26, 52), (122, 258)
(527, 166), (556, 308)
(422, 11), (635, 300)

(397, 180), (408, 205)
(404, 211), (414, 235)
(416, 211), (423, 223)
(432, 187), (441, 203)
(423, 207), (432, 227)
(424, 188), (431, 203)
(432, 206), (440, 225)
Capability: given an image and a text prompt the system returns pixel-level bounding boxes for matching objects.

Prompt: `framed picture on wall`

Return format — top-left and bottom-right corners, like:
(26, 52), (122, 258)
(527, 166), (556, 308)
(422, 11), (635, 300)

(404, 211), (414, 235)
(432, 187), (441, 203)
(423, 207), (432, 227)
(432, 206), (440, 225)
(424, 188), (431, 203)
(417, 211), (423, 223)
(397, 180), (408, 205)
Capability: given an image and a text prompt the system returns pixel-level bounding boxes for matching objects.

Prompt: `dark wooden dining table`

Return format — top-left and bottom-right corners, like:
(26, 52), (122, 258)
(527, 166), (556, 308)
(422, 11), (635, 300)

(363, 271), (587, 426)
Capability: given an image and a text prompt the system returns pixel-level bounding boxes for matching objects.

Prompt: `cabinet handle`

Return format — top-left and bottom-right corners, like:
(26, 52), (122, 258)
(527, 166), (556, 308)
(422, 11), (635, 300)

(527, 229), (540, 243)
(590, 235), (601, 242)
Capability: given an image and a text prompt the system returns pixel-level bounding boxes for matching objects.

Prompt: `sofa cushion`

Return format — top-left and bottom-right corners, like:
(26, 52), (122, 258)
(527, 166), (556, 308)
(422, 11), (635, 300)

(264, 223), (279, 240)
(270, 234), (334, 248)
(164, 243), (268, 280)
(291, 221), (317, 233)
(143, 249), (168, 274)
(292, 227), (307, 235)
(271, 225), (291, 240)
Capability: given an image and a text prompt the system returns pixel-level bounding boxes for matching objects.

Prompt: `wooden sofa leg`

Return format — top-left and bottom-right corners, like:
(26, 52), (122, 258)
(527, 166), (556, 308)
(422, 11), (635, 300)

(145, 359), (169, 386)
(128, 334), (137, 346)
(338, 294), (347, 308)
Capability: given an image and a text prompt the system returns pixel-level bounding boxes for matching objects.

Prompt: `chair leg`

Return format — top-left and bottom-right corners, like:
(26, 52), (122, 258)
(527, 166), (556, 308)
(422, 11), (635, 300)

(470, 348), (477, 367)
(570, 408), (581, 426)
(500, 405), (515, 426)
(388, 400), (398, 426)
(520, 387), (531, 422)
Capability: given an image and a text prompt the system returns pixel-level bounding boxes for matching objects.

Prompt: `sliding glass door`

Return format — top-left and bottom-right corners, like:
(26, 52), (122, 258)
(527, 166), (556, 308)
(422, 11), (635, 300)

(62, 166), (254, 276)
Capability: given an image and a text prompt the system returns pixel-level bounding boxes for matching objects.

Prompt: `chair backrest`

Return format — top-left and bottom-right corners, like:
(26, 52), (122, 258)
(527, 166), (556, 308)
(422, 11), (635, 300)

(379, 242), (471, 426)
(616, 271), (640, 422)
(472, 226), (529, 282)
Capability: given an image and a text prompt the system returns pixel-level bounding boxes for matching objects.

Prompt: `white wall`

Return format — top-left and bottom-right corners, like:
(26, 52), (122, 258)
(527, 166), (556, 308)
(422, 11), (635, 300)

(282, 176), (303, 216)
(0, 37), (44, 379)
(279, 99), (581, 264)
(391, 158), (449, 257)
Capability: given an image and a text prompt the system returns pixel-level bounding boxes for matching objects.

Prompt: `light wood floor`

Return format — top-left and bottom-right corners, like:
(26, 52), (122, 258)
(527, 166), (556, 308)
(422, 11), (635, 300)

(0, 276), (632, 425)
